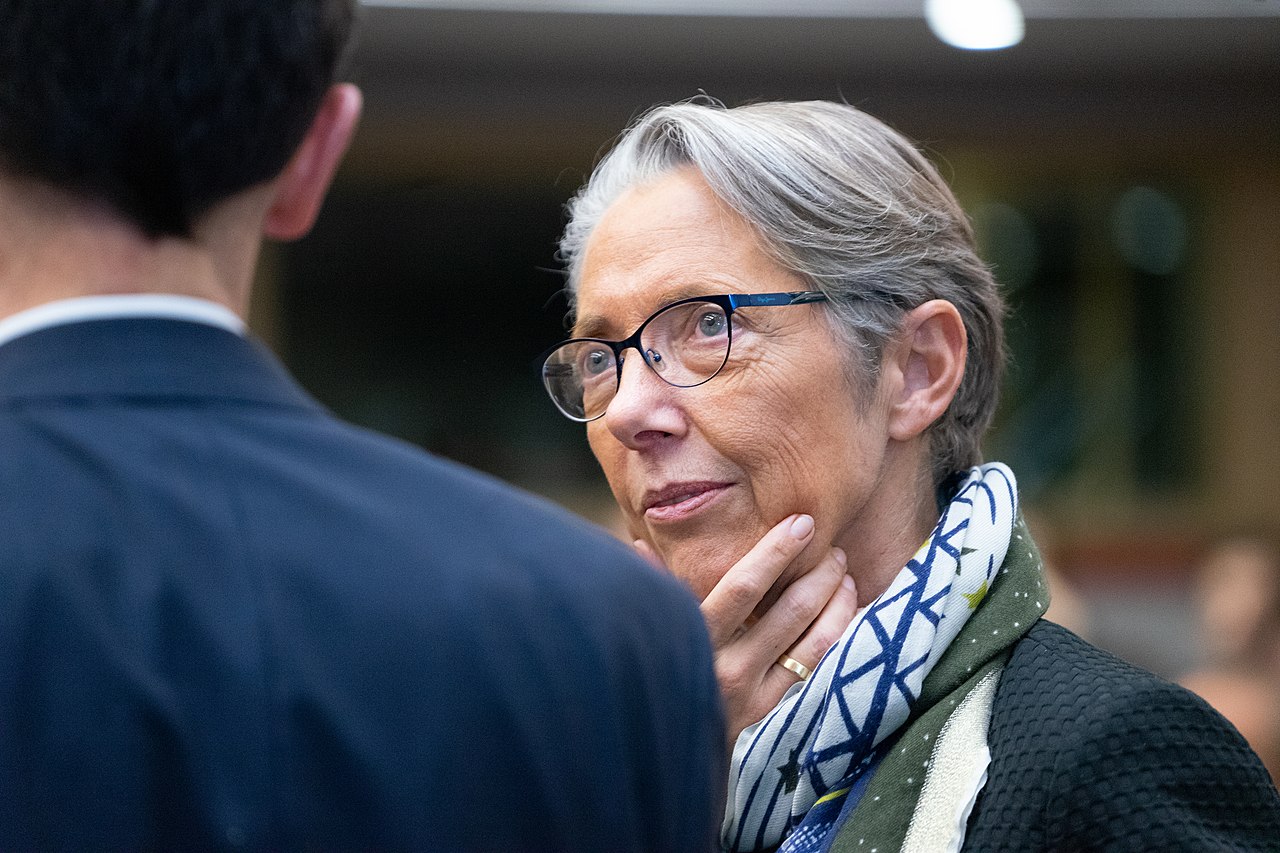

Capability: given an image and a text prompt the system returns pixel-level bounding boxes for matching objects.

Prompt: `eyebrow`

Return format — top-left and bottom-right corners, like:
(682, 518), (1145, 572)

(570, 312), (612, 340)
(571, 283), (723, 340)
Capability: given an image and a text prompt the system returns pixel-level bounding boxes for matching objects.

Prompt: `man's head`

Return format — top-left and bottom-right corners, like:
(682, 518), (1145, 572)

(0, 0), (357, 239)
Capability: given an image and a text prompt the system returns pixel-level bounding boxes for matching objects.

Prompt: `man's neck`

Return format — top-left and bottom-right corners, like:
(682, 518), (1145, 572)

(0, 177), (266, 323)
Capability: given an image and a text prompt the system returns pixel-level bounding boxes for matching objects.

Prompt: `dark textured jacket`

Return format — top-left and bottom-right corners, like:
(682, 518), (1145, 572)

(965, 620), (1280, 851)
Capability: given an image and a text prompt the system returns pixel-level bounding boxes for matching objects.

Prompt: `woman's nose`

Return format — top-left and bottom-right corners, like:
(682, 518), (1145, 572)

(602, 351), (686, 449)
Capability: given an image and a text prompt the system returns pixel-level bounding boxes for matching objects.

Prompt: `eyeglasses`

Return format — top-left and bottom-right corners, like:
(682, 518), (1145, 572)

(539, 290), (828, 422)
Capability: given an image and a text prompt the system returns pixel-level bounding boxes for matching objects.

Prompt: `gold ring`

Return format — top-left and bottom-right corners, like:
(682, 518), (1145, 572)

(776, 654), (812, 680)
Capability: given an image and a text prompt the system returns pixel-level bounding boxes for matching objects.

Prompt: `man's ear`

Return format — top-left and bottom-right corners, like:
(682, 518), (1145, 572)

(885, 299), (967, 442)
(263, 83), (362, 241)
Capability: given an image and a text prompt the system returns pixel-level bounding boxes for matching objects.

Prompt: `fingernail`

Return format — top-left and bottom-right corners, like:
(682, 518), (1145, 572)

(789, 514), (814, 539)
(841, 574), (855, 592)
(833, 548), (847, 566)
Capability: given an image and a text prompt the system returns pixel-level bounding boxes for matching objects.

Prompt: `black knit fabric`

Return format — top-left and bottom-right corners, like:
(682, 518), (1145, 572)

(965, 620), (1280, 852)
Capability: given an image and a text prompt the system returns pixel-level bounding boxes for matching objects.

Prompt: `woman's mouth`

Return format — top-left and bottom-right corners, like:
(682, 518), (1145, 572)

(643, 482), (732, 522)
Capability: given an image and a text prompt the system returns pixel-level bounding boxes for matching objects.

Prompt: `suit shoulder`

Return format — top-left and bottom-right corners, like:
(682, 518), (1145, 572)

(297, 417), (602, 535)
(330, 420), (703, 607)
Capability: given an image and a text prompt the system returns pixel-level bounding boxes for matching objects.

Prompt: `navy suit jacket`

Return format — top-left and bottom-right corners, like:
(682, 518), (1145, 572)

(0, 318), (724, 851)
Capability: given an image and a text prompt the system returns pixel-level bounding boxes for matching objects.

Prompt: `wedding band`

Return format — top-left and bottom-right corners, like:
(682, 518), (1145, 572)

(776, 654), (812, 680)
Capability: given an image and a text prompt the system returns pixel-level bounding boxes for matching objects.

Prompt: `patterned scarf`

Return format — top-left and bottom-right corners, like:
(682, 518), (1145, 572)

(723, 463), (1019, 852)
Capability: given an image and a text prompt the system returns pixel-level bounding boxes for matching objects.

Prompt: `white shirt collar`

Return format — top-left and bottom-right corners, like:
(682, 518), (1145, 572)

(0, 294), (247, 349)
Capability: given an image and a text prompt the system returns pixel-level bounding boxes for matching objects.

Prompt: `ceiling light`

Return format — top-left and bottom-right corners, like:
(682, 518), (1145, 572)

(924, 0), (1025, 50)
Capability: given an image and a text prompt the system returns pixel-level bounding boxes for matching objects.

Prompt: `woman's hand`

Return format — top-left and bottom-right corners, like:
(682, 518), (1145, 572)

(637, 514), (858, 747)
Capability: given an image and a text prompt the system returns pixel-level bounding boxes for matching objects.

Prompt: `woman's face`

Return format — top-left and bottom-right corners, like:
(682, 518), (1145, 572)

(576, 168), (898, 600)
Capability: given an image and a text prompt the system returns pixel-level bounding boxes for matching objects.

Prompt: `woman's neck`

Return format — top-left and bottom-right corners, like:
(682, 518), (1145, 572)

(836, 450), (943, 609)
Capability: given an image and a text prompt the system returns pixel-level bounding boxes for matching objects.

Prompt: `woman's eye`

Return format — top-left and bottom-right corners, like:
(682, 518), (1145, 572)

(696, 310), (728, 337)
(581, 348), (613, 376)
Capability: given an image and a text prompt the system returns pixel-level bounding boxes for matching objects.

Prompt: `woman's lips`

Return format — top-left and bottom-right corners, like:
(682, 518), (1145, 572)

(643, 482), (731, 522)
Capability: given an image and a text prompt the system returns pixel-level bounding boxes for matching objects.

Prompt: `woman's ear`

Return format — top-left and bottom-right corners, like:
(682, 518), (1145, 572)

(263, 83), (363, 242)
(884, 299), (967, 442)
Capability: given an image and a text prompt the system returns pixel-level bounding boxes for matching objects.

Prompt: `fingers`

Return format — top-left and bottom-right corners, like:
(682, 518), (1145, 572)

(774, 572), (858, 683)
(735, 563), (854, 739)
(674, 513), (859, 744)
(716, 560), (848, 742)
(747, 547), (848, 670)
(701, 514), (816, 648)
(710, 539), (851, 743)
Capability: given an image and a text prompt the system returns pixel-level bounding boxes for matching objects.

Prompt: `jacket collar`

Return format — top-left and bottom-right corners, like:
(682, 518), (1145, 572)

(0, 317), (324, 413)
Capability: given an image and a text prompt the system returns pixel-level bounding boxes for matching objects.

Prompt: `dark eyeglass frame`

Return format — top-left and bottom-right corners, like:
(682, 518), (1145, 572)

(539, 290), (828, 422)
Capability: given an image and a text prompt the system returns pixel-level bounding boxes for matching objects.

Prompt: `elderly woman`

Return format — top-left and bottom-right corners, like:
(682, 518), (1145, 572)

(538, 100), (1280, 852)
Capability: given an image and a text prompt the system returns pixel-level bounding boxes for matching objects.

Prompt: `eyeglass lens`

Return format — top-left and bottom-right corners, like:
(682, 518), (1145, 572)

(543, 300), (732, 421)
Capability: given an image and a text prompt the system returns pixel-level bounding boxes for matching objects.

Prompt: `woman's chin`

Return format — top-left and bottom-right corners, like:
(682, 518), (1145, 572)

(659, 539), (744, 603)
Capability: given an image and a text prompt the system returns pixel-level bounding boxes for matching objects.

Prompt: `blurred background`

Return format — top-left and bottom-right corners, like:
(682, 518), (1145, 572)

(252, 0), (1280, 688)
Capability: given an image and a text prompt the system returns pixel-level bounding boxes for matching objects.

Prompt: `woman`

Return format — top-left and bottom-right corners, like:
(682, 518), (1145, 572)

(538, 100), (1280, 851)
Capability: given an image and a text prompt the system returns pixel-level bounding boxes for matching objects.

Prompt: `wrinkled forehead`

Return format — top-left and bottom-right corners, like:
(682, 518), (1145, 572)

(569, 169), (774, 340)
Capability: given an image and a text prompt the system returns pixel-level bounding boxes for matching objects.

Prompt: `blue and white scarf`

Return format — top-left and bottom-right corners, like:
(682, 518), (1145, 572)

(723, 463), (1018, 852)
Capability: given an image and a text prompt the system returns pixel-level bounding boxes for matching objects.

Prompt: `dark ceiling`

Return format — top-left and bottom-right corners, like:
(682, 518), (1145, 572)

(343, 6), (1280, 180)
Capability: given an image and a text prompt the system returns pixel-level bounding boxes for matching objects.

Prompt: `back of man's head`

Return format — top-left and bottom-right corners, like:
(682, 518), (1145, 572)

(0, 0), (356, 239)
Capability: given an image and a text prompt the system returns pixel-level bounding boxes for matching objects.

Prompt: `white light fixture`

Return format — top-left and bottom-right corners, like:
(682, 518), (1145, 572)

(924, 0), (1025, 50)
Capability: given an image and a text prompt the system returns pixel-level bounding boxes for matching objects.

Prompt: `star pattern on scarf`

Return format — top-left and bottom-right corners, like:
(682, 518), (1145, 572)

(963, 579), (989, 609)
(778, 743), (805, 793)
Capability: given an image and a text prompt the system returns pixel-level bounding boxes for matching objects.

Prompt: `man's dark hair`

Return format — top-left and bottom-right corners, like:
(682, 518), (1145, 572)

(0, 0), (356, 238)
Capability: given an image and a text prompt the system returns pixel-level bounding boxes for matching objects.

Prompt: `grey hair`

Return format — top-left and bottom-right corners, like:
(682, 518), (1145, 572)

(559, 98), (1005, 487)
